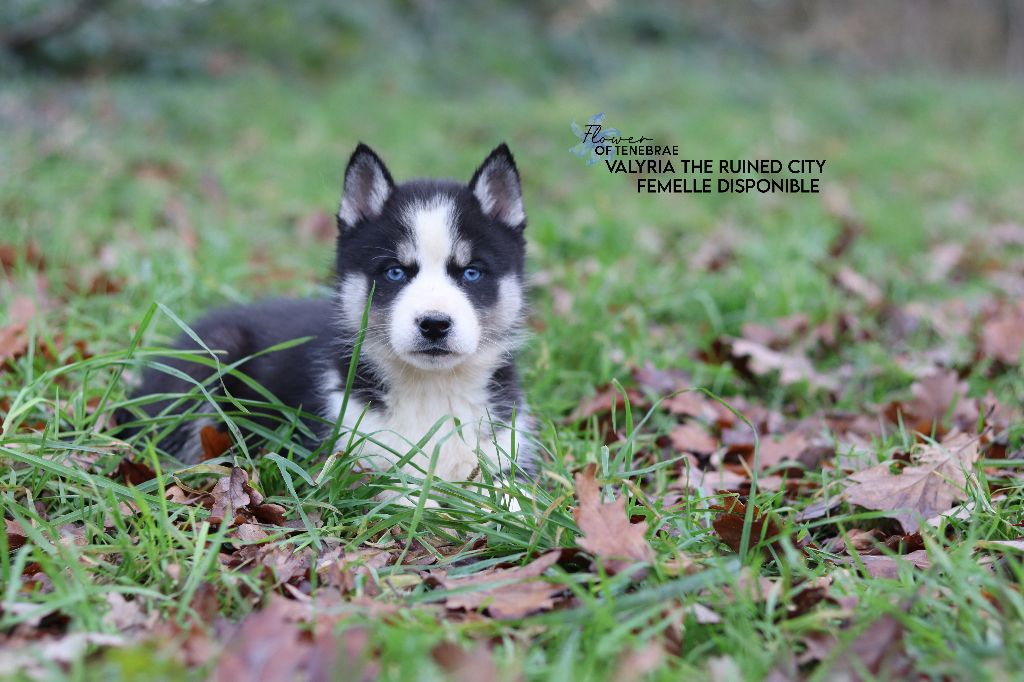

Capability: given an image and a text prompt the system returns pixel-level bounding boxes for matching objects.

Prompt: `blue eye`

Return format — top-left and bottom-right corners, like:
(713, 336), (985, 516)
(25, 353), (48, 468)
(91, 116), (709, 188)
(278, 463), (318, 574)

(385, 266), (406, 282)
(462, 267), (481, 282)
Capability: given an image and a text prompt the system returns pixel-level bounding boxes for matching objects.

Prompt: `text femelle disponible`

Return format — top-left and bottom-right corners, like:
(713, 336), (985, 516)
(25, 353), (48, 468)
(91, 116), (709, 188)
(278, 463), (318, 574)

(608, 158), (826, 194)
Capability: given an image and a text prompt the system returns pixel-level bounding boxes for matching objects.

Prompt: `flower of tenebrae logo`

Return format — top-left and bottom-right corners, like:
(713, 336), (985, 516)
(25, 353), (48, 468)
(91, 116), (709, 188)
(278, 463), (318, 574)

(569, 112), (621, 166)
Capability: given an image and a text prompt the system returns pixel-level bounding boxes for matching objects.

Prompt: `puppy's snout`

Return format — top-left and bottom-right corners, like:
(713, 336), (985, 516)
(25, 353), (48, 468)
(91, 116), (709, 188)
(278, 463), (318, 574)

(417, 313), (452, 342)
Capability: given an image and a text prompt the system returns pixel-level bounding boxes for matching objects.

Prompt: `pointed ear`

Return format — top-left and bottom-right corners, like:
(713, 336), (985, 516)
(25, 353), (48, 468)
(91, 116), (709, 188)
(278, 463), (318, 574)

(338, 143), (394, 229)
(469, 143), (525, 228)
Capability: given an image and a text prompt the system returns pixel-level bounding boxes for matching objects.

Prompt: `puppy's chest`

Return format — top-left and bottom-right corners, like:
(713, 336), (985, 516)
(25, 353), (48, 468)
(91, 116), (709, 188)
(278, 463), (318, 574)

(326, 371), (507, 480)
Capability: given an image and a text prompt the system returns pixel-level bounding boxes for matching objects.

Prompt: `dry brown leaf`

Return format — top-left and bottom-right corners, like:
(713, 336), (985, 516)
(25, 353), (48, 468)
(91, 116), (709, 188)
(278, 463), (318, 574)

(573, 464), (654, 573)
(725, 338), (837, 392)
(632, 363), (690, 396)
(103, 593), (152, 634)
(825, 614), (914, 680)
(978, 300), (1024, 365)
(294, 209), (337, 245)
(614, 642), (665, 680)
(428, 550), (565, 619)
(1, 296), (39, 368)
(710, 495), (792, 556)
(843, 433), (980, 533)
(6, 518), (27, 551)
(662, 391), (719, 422)
(199, 425), (232, 460)
(834, 266), (885, 309)
(756, 431), (809, 470)
(850, 550), (931, 578)
(884, 369), (978, 438)
(431, 642), (500, 682)
(112, 457), (157, 486)
(740, 314), (809, 349)
(251, 502), (287, 526)
(162, 196), (197, 254)
(0, 241), (45, 274)
(209, 468), (257, 527)
(214, 596), (374, 681)
(568, 385), (649, 423)
(668, 423), (718, 456)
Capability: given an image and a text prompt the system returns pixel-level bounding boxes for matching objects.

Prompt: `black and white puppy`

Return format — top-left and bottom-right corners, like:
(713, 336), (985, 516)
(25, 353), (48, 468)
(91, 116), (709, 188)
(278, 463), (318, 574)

(122, 144), (533, 488)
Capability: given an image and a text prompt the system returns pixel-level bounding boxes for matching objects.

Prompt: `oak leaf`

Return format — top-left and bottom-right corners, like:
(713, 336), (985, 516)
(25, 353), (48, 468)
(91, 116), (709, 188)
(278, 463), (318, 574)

(843, 433), (980, 533)
(427, 550), (565, 619)
(573, 464), (654, 573)
(668, 423), (717, 456)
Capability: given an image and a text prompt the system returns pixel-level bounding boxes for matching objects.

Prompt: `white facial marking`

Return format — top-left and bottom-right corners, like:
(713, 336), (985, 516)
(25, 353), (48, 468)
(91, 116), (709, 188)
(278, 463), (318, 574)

(397, 240), (416, 265)
(453, 239), (472, 267)
(390, 197), (480, 370)
(336, 273), (369, 329)
(494, 275), (524, 328)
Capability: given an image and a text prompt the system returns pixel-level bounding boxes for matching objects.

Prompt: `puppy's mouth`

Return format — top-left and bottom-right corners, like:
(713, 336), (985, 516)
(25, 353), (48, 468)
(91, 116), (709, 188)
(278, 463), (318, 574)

(403, 343), (467, 369)
(415, 347), (454, 357)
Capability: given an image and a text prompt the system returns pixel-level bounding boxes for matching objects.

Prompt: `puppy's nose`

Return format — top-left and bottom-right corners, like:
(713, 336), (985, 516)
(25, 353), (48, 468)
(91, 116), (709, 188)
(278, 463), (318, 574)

(417, 313), (452, 342)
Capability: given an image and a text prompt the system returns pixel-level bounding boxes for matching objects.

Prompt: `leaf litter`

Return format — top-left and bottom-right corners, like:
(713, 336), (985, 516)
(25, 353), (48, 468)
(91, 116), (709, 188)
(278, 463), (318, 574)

(4, 195), (1024, 680)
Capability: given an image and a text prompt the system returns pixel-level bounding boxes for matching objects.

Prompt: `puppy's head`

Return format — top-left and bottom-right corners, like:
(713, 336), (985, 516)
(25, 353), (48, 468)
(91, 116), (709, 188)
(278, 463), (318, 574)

(334, 143), (527, 372)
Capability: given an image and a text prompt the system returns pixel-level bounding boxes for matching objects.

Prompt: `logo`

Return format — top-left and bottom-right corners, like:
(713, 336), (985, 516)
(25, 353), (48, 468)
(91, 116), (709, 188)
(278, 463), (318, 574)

(570, 112), (826, 195)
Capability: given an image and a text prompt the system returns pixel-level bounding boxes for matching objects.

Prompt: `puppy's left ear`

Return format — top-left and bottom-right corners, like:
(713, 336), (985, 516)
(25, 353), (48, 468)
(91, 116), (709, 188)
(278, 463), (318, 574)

(469, 143), (525, 228)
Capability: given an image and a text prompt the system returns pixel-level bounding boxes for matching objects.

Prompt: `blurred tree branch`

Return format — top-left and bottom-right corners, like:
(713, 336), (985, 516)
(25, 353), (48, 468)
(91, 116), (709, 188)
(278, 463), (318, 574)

(1, 0), (110, 56)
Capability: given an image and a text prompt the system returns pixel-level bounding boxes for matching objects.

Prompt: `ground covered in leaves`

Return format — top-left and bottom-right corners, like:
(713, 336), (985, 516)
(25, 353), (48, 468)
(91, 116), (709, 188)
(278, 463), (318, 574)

(2, 55), (1024, 680)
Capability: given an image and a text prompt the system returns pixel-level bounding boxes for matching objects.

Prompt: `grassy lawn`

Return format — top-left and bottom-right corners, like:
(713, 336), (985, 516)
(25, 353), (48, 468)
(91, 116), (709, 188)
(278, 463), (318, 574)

(2, 50), (1024, 680)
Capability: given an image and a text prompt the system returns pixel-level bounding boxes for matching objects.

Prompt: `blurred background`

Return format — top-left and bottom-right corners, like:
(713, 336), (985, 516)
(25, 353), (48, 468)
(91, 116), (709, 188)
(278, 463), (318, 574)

(2, 1), (1023, 416)
(3, 0), (1024, 77)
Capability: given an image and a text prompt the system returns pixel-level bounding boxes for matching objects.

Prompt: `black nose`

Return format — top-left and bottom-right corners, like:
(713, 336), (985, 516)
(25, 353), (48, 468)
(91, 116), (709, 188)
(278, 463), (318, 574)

(418, 314), (452, 342)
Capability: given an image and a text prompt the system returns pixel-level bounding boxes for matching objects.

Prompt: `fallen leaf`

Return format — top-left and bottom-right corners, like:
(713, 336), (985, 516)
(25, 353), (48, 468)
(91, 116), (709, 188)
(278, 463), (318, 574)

(686, 603), (721, 624)
(208, 468), (259, 527)
(632, 363), (690, 396)
(834, 266), (885, 309)
(756, 431), (810, 470)
(710, 495), (793, 557)
(6, 519), (27, 551)
(200, 425), (232, 460)
(978, 299), (1024, 365)
(573, 464), (654, 573)
(884, 369), (978, 438)
(112, 457), (157, 486)
(688, 223), (738, 272)
(668, 423), (718, 456)
(740, 314), (809, 349)
(251, 503), (287, 526)
(214, 596), (374, 681)
(294, 210), (337, 245)
(614, 641), (665, 680)
(824, 614), (914, 681)
(103, 593), (152, 634)
(662, 391), (720, 422)
(0, 241), (45, 274)
(568, 385), (649, 423)
(843, 433), (980, 533)
(722, 337), (837, 392)
(0, 633), (126, 678)
(427, 551), (565, 619)
(849, 550), (931, 578)
(0, 296), (38, 368)
(823, 187), (865, 259)
(431, 642), (499, 682)
(162, 196), (197, 254)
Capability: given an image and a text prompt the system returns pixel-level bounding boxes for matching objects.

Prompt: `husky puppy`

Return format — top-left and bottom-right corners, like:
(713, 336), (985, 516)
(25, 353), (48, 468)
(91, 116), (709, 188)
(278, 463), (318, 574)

(121, 143), (533, 488)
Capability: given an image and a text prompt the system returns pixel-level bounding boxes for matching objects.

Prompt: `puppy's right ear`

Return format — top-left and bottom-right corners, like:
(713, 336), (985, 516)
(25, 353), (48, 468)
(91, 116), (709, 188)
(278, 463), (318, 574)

(338, 143), (394, 230)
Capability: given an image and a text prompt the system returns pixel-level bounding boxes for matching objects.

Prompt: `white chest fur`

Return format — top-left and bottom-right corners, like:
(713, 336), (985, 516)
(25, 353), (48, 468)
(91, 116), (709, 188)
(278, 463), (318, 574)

(321, 367), (524, 484)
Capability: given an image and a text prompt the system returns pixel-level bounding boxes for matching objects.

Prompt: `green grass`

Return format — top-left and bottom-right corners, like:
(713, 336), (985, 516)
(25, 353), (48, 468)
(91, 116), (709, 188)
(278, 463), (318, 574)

(2, 50), (1024, 681)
